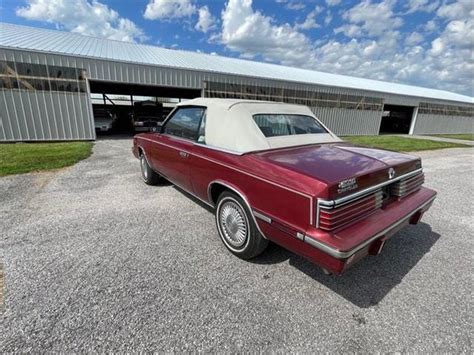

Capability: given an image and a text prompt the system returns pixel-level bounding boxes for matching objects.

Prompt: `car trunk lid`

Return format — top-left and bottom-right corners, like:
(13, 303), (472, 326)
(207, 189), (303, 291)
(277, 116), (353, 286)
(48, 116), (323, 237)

(249, 143), (421, 199)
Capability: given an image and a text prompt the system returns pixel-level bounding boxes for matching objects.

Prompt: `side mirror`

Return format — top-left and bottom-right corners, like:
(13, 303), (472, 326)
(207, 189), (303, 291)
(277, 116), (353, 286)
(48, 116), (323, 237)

(150, 122), (163, 133)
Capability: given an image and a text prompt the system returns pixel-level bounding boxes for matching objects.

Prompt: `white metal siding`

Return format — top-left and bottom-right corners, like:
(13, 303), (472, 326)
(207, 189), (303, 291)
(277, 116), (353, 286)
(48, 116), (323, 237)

(413, 114), (474, 135)
(1, 45), (473, 141)
(0, 48), (95, 141)
(310, 107), (382, 135)
(0, 90), (94, 141)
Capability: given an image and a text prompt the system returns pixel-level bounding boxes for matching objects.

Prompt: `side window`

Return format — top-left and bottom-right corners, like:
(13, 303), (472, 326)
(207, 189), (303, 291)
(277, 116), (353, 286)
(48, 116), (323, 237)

(163, 107), (205, 140)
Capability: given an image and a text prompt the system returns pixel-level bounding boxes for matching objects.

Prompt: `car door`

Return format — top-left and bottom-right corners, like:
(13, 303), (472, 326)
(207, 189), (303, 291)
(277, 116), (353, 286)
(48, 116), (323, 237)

(150, 106), (206, 192)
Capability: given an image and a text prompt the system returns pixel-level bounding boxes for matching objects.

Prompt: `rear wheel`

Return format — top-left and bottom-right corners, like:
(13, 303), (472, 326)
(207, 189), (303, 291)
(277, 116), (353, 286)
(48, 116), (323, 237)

(215, 191), (268, 260)
(140, 153), (160, 185)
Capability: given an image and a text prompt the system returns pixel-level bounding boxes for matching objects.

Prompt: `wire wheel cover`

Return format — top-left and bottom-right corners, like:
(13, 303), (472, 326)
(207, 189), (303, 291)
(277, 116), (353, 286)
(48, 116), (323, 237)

(219, 201), (248, 248)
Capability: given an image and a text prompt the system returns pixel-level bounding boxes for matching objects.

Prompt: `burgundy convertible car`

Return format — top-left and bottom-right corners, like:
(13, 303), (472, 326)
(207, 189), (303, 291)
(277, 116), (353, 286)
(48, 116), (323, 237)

(132, 98), (436, 275)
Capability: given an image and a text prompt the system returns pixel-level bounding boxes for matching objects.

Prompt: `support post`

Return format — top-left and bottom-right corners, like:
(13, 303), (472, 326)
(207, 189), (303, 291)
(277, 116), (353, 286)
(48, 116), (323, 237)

(409, 106), (419, 135)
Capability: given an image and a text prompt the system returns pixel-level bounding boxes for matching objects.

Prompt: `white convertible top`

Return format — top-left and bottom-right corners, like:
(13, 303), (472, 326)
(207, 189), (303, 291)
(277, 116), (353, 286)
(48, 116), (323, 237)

(176, 98), (341, 154)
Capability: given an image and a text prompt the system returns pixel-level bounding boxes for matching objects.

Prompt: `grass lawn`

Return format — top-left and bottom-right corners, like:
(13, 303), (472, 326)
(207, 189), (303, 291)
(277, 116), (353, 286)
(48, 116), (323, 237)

(342, 135), (471, 152)
(0, 142), (93, 177)
(432, 134), (474, 141)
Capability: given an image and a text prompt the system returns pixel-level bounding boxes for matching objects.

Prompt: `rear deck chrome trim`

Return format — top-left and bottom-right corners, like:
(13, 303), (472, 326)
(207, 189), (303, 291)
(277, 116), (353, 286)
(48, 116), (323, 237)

(320, 168), (423, 208)
(315, 168), (423, 227)
(305, 194), (436, 259)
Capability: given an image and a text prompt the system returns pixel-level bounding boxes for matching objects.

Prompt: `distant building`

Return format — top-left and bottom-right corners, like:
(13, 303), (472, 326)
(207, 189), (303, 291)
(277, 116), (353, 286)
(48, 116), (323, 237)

(0, 22), (472, 141)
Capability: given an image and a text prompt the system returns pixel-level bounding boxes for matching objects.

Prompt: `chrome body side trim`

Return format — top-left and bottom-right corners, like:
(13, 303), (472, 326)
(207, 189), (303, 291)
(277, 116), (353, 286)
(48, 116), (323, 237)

(253, 210), (272, 224)
(208, 180), (269, 239)
(305, 194), (436, 259)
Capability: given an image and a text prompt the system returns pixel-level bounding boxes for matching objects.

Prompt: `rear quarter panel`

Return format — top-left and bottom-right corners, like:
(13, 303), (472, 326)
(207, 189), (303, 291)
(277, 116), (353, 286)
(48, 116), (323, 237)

(190, 145), (314, 231)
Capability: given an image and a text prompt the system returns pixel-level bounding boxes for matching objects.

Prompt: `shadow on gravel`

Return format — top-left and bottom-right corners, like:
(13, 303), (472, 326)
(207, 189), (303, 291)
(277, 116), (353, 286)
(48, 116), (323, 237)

(255, 222), (440, 308)
(173, 186), (214, 213)
(169, 185), (440, 308)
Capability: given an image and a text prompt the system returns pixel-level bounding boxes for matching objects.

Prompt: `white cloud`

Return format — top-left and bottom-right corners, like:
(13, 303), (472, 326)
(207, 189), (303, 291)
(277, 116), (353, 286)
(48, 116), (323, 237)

(424, 20), (437, 32)
(405, 32), (424, 45)
(286, 2), (306, 11)
(195, 6), (216, 33)
(430, 37), (444, 56)
(221, 0), (315, 65)
(441, 19), (473, 48)
(275, 0), (305, 9)
(336, 0), (403, 38)
(436, 0), (473, 20)
(420, 0), (474, 94)
(324, 12), (332, 26)
(325, 0), (473, 95)
(428, 1), (473, 55)
(325, 0), (341, 6)
(334, 24), (362, 37)
(16, 0), (145, 42)
(405, 0), (439, 14)
(217, 0), (473, 95)
(144, 0), (195, 20)
(294, 6), (323, 30)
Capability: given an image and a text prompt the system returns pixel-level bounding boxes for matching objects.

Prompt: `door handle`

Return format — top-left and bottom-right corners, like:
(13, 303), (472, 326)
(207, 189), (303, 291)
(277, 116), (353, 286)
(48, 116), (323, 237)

(179, 151), (189, 158)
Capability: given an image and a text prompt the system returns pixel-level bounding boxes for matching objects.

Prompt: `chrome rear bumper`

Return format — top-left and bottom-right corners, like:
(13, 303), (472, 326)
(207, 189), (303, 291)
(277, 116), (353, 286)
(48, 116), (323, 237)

(303, 194), (436, 259)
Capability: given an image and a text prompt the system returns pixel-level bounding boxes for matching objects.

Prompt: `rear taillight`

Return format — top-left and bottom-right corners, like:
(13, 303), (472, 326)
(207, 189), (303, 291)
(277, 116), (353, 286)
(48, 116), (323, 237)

(316, 170), (425, 232)
(318, 190), (383, 231)
(390, 171), (424, 198)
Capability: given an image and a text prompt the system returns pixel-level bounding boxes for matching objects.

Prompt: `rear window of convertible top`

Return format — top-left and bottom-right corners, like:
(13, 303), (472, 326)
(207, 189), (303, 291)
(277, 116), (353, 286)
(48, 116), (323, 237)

(253, 114), (327, 137)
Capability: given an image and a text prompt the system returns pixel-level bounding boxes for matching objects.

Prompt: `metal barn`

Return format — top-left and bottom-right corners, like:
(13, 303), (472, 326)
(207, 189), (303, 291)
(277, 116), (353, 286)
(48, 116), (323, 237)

(0, 22), (472, 142)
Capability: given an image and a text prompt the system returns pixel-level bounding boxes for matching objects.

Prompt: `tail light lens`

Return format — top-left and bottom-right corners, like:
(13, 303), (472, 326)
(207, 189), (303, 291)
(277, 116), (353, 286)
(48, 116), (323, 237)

(390, 172), (424, 198)
(318, 189), (383, 231)
(316, 170), (425, 232)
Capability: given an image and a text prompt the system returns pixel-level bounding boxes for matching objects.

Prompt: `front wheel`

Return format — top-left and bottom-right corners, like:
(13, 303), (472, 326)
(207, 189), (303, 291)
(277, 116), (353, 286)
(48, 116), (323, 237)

(215, 191), (268, 260)
(140, 153), (160, 185)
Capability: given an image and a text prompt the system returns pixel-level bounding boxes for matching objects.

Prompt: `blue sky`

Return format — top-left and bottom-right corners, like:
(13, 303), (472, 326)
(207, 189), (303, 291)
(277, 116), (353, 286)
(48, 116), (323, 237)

(0, 0), (472, 96)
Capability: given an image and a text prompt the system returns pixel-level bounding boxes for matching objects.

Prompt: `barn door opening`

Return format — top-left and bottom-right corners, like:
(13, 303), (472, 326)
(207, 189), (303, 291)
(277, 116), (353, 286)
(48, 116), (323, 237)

(88, 81), (200, 136)
(379, 105), (414, 134)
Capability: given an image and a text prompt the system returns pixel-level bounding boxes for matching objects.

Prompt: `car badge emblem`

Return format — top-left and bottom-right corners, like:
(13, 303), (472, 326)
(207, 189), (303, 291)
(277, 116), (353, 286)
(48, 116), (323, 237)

(337, 177), (358, 193)
(388, 168), (395, 179)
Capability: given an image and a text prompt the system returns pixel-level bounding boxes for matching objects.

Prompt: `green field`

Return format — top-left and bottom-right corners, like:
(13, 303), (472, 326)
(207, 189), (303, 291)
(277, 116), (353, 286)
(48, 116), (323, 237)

(432, 134), (474, 141)
(342, 135), (470, 152)
(0, 142), (93, 177)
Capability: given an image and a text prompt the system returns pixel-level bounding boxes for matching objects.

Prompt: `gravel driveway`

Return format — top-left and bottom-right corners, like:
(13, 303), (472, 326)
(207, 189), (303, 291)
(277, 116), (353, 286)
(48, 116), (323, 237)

(1, 139), (472, 352)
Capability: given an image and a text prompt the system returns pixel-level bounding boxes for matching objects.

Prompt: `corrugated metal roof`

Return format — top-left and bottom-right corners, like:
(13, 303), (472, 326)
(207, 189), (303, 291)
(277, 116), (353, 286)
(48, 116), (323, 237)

(1, 22), (472, 104)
